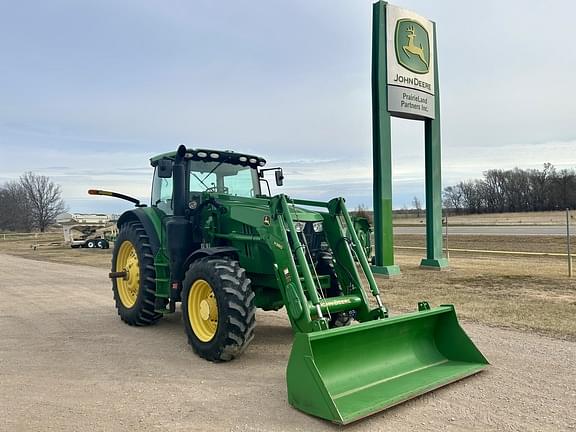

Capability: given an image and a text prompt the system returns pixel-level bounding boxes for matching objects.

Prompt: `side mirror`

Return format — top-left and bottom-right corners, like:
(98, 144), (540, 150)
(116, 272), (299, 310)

(157, 159), (173, 178)
(275, 169), (284, 187)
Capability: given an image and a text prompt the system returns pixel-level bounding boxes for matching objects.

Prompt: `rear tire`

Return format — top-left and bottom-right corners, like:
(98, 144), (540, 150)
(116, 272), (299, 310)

(86, 240), (96, 248)
(182, 256), (256, 362)
(111, 221), (162, 326)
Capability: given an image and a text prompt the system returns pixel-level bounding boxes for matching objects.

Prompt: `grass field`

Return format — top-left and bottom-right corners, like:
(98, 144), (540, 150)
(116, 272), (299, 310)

(396, 234), (571, 254)
(394, 209), (574, 226)
(1, 232), (575, 341)
(383, 252), (576, 341)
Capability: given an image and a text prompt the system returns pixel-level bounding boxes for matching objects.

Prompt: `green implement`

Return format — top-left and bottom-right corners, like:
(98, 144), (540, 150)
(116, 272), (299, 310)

(287, 305), (488, 424)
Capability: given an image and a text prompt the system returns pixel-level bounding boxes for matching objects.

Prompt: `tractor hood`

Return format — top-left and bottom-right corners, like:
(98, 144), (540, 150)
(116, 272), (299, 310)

(211, 193), (324, 225)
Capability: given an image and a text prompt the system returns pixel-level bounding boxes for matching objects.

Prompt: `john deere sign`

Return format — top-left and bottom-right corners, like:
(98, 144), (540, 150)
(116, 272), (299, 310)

(371, 1), (447, 276)
(386, 4), (435, 119)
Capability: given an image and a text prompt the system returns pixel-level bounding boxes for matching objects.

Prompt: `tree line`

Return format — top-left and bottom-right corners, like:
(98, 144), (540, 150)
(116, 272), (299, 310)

(443, 164), (576, 214)
(0, 172), (66, 232)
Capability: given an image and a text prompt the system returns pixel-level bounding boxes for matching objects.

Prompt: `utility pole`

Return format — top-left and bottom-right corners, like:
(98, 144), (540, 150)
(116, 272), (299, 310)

(567, 208), (573, 278)
(444, 209), (449, 259)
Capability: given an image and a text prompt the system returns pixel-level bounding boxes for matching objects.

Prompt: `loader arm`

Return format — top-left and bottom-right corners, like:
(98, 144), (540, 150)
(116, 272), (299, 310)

(262, 195), (489, 424)
(261, 195), (387, 334)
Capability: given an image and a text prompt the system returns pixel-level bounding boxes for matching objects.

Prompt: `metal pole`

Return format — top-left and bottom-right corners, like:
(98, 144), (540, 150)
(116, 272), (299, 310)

(567, 208), (573, 278)
(444, 209), (449, 259)
(420, 21), (448, 270)
(370, 2), (399, 276)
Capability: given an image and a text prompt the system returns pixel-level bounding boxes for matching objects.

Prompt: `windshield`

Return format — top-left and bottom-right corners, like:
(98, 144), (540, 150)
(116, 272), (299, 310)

(189, 160), (260, 198)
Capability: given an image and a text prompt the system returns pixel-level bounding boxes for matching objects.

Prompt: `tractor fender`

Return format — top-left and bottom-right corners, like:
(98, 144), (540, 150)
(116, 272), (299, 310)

(352, 216), (371, 232)
(117, 208), (161, 254)
(183, 246), (239, 269)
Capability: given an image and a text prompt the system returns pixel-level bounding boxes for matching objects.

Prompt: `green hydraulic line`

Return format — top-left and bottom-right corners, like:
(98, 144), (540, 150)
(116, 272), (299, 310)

(212, 232), (263, 242)
(339, 200), (388, 316)
(291, 198), (329, 208)
(280, 196), (324, 319)
(275, 216), (313, 326)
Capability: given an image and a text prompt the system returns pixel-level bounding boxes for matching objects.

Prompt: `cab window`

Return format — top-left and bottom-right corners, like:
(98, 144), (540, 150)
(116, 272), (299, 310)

(224, 168), (256, 197)
(189, 161), (259, 197)
(151, 167), (174, 214)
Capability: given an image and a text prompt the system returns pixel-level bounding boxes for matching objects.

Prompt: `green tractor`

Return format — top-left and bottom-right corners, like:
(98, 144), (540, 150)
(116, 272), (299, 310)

(90, 145), (487, 424)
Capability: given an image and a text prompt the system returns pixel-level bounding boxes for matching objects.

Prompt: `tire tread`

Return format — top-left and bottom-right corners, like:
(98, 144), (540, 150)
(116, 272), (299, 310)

(182, 256), (256, 362)
(111, 220), (162, 326)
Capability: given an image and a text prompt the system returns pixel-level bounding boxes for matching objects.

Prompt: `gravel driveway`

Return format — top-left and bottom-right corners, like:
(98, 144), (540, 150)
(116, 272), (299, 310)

(0, 254), (574, 431)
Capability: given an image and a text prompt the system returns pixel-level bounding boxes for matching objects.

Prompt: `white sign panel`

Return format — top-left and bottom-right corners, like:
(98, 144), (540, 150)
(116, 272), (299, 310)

(386, 4), (435, 119)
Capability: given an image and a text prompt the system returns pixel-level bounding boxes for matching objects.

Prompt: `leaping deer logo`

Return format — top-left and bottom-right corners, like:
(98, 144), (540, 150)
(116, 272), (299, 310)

(402, 26), (428, 67)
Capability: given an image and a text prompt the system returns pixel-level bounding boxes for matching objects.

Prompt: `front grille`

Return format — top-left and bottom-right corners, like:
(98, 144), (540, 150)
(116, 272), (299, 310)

(241, 223), (255, 257)
(300, 223), (325, 257)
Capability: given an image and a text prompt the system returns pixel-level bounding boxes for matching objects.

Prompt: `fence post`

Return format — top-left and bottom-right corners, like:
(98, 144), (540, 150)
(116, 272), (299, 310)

(567, 208), (573, 278)
(444, 209), (449, 259)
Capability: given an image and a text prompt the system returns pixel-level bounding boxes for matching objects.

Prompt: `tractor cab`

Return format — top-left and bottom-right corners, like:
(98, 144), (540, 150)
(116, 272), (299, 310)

(150, 148), (283, 215)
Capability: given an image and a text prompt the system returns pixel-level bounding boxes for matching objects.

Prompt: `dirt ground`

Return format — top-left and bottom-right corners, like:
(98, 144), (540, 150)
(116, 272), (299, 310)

(1, 254), (575, 431)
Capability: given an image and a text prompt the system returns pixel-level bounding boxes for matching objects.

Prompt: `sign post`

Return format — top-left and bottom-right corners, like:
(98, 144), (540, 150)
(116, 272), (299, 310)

(371, 1), (448, 273)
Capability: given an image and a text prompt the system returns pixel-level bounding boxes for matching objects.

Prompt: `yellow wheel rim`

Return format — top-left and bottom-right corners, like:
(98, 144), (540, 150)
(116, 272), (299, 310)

(188, 279), (218, 342)
(116, 240), (140, 308)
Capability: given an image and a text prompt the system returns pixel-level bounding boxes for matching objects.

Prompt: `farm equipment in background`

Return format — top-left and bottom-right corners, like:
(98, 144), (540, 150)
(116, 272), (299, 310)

(60, 213), (117, 249)
(89, 145), (488, 424)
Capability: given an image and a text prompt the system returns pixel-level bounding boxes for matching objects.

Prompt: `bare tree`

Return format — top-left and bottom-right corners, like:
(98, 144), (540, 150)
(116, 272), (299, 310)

(412, 196), (422, 218)
(443, 185), (464, 214)
(353, 204), (373, 225)
(445, 163), (576, 214)
(0, 181), (34, 231)
(19, 172), (66, 232)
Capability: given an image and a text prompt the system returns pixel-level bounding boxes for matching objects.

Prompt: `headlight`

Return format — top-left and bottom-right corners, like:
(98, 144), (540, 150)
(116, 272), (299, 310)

(294, 221), (306, 232)
(312, 221), (323, 233)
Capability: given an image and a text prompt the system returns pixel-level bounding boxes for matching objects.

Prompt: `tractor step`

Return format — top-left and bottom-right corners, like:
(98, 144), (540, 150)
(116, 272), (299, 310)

(154, 296), (173, 314)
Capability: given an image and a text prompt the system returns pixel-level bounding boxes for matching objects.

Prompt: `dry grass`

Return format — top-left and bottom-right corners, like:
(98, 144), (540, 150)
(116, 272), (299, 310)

(381, 249), (576, 341)
(1, 233), (575, 340)
(0, 234), (111, 268)
(395, 210), (574, 226)
(396, 234), (570, 254)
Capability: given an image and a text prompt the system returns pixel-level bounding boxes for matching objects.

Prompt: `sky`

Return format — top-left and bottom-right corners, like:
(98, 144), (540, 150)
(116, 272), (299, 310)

(0, 0), (574, 214)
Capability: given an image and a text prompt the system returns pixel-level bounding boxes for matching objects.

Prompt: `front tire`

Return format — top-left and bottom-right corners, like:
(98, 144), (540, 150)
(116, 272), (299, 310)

(111, 221), (162, 326)
(182, 256), (256, 362)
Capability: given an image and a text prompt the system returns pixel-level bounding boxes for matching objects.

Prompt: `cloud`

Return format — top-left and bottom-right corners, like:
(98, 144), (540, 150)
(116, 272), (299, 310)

(0, 0), (574, 213)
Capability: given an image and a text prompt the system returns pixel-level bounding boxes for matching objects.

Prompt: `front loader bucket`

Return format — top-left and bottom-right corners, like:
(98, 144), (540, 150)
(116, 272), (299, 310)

(286, 305), (488, 424)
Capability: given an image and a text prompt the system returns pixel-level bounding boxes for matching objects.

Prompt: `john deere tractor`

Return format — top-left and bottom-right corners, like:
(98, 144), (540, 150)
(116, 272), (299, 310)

(90, 145), (487, 424)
